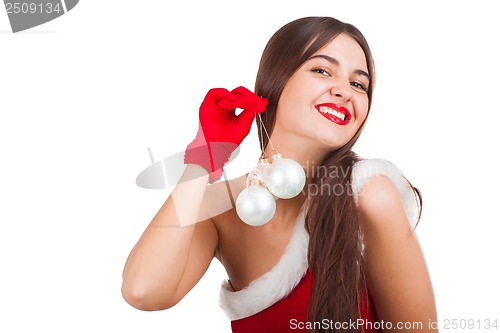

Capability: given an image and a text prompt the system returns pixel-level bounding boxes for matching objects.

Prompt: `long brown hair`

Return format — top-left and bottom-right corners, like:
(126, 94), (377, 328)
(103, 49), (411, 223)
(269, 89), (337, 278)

(254, 17), (385, 332)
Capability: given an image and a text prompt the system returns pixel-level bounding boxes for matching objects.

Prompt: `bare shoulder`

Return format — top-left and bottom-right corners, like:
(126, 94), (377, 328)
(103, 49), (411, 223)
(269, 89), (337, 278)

(353, 161), (437, 327)
(357, 175), (406, 220)
(199, 174), (247, 223)
(358, 175), (411, 233)
(352, 158), (417, 235)
(201, 174), (247, 262)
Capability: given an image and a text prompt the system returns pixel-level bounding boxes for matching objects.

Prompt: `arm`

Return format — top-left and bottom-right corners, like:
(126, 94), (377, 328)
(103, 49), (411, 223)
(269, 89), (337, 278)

(121, 164), (218, 311)
(121, 87), (267, 311)
(358, 175), (438, 332)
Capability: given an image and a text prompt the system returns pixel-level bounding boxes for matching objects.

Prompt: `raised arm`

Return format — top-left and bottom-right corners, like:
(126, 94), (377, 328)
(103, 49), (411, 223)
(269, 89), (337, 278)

(121, 164), (217, 310)
(121, 87), (268, 311)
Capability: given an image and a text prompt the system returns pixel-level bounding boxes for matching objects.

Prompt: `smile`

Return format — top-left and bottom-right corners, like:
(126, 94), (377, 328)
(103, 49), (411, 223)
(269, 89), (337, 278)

(315, 103), (352, 126)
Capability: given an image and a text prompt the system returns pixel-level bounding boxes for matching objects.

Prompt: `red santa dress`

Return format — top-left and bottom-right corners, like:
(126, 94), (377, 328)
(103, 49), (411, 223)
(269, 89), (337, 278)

(219, 159), (420, 333)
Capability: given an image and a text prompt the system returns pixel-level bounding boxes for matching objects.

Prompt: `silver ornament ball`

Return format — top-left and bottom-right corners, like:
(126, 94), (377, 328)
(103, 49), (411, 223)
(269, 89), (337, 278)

(236, 181), (276, 226)
(265, 156), (306, 199)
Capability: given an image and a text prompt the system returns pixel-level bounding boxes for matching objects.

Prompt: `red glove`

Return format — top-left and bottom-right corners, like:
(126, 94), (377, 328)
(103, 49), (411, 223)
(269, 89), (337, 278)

(184, 86), (268, 183)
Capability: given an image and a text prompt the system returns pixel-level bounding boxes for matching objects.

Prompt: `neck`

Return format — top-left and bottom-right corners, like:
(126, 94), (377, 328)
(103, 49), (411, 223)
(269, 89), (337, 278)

(262, 133), (332, 182)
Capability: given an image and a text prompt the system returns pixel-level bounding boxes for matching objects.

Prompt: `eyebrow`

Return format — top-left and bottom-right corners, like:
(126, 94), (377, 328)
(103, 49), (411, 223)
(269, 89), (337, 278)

(308, 54), (370, 81)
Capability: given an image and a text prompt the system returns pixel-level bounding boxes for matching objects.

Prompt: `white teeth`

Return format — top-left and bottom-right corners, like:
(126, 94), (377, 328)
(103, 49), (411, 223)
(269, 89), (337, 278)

(319, 106), (346, 121)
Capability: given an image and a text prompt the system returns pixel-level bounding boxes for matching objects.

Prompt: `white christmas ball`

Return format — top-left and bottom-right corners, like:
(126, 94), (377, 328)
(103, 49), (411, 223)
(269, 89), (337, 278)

(236, 184), (276, 226)
(265, 157), (306, 199)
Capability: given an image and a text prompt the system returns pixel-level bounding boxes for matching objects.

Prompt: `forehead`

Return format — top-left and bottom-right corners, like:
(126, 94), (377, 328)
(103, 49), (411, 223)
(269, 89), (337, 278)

(311, 33), (368, 71)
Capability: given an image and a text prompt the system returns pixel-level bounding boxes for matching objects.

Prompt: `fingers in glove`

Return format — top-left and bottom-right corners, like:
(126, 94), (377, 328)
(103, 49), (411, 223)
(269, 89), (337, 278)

(217, 87), (267, 112)
(201, 88), (238, 111)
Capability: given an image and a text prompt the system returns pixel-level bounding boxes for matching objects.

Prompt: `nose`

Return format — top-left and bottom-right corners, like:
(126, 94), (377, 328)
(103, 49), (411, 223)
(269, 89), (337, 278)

(330, 78), (352, 102)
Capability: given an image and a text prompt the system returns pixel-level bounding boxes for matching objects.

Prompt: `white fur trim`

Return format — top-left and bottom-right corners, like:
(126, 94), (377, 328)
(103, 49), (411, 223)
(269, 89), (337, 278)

(219, 159), (419, 320)
(351, 158), (420, 229)
(219, 203), (309, 320)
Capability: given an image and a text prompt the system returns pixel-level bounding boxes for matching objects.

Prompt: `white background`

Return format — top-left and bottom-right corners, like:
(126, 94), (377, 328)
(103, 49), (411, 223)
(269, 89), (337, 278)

(1, 1), (499, 332)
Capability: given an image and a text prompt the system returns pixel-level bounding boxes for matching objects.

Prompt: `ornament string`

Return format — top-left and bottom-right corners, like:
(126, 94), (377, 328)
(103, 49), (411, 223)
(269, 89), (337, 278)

(258, 114), (265, 157)
(257, 113), (276, 156)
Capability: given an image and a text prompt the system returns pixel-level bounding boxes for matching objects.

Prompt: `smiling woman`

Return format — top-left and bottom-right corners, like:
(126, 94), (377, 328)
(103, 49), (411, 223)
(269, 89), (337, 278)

(270, 32), (370, 151)
(121, 16), (437, 333)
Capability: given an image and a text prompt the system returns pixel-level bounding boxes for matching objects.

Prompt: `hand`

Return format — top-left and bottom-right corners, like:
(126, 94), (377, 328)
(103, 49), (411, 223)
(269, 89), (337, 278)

(199, 86), (268, 145)
(184, 86), (268, 183)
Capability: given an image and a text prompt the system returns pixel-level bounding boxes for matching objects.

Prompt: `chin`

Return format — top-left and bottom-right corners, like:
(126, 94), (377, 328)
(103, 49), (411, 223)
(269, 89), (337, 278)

(317, 135), (347, 150)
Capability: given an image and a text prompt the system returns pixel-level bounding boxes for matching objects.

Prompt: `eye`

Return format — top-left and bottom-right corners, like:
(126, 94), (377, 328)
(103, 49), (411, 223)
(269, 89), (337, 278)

(351, 81), (368, 92)
(311, 67), (331, 77)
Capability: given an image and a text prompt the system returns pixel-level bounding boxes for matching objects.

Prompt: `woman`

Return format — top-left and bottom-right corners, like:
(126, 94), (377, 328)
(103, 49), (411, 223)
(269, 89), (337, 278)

(121, 16), (438, 332)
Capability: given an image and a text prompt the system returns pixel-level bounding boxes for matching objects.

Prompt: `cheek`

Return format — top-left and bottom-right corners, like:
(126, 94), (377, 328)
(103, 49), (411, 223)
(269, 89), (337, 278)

(355, 98), (370, 123)
(279, 82), (303, 110)
(275, 83), (306, 124)
(275, 102), (300, 130)
(278, 72), (315, 111)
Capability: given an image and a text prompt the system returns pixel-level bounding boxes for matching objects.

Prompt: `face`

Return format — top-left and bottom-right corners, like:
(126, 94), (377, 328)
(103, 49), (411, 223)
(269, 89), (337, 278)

(275, 33), (370, 150)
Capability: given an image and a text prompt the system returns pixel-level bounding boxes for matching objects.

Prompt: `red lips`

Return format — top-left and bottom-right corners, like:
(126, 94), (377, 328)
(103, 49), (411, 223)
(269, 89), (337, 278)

(315, 103), (352, 126)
